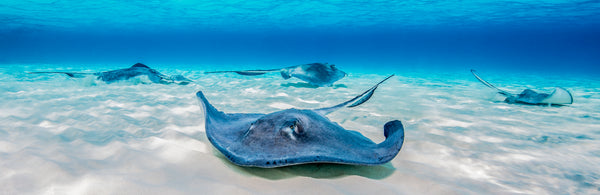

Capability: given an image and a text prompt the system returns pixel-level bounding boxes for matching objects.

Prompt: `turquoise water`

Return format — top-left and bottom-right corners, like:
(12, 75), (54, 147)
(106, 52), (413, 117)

(2, 0), (600, 74)
(1, 1), (600, 194)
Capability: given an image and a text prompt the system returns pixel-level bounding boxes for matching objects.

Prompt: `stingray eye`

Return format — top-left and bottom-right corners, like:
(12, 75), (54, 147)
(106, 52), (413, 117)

(288, 121), (297, 131)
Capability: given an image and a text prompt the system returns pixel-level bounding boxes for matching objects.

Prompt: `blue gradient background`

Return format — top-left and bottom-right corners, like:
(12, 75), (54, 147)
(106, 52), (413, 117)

(1, 0), (599, 74)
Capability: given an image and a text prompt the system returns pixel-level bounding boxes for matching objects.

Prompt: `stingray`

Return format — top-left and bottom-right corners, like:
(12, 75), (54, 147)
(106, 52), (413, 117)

(205, 62), (347, 87)
(197, 74), (404, 168)
(471, 69), (573, 105)
(28, 63), (192, 85)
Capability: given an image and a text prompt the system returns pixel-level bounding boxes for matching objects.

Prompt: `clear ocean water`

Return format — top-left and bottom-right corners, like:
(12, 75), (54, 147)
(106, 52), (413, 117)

(1, 1), (599, 194)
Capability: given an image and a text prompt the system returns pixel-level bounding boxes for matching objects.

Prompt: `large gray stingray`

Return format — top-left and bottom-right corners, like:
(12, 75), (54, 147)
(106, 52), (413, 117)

(197, 75), (404, 168)
(205, 62), (346, 87)
(471, 69), (573, 105)
(28, 63), (192, 85)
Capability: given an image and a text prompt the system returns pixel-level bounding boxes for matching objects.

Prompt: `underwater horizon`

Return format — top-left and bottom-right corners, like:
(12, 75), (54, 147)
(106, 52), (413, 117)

(1, 0), (600, 75)
(1, 1), (600, 194)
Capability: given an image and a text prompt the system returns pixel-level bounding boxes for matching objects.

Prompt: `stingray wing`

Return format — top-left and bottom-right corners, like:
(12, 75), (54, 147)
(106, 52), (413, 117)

(196, 91), (265, 158)
(315, 74), (394, 115)
(540, 87), (573, 105)
(196, 91), (264, 124)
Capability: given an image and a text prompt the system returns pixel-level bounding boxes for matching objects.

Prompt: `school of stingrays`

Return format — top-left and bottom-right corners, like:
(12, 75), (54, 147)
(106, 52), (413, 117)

(28, 62), (574, 168)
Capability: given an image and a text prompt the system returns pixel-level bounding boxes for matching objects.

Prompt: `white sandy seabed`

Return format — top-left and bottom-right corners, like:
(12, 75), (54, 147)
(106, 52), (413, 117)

(1, 64), (599, 194)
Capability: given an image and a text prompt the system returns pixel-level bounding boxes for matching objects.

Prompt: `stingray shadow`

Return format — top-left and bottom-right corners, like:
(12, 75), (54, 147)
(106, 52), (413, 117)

(281, 82), (347, 89)
(491, 100), (570, 107)
(212, 150), (395, 180)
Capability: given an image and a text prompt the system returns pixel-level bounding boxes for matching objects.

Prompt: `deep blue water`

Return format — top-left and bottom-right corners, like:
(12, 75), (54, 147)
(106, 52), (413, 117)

(1, 1), (600, 75)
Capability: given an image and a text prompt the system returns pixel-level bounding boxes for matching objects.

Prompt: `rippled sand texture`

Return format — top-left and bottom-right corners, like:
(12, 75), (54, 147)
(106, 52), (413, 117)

(1, 65), (599, 194)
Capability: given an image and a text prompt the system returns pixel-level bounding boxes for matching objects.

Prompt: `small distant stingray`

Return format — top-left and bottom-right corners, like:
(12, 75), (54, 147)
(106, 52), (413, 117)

(28, 63), (192, 85)
(471, 69), (573, 105)
(197, 74), (404, 168)
(205, 63), (347, 87)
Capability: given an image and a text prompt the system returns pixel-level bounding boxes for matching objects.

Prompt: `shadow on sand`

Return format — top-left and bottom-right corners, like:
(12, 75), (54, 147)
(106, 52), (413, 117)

(213, 150), (395, 180)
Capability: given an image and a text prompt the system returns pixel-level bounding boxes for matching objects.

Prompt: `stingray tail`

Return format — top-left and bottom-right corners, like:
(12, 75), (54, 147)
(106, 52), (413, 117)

(27, 71), (93, 78)
(470, 69), (512, 96)
(204, 69), (281, 76)
(315, 74), (394, 115)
